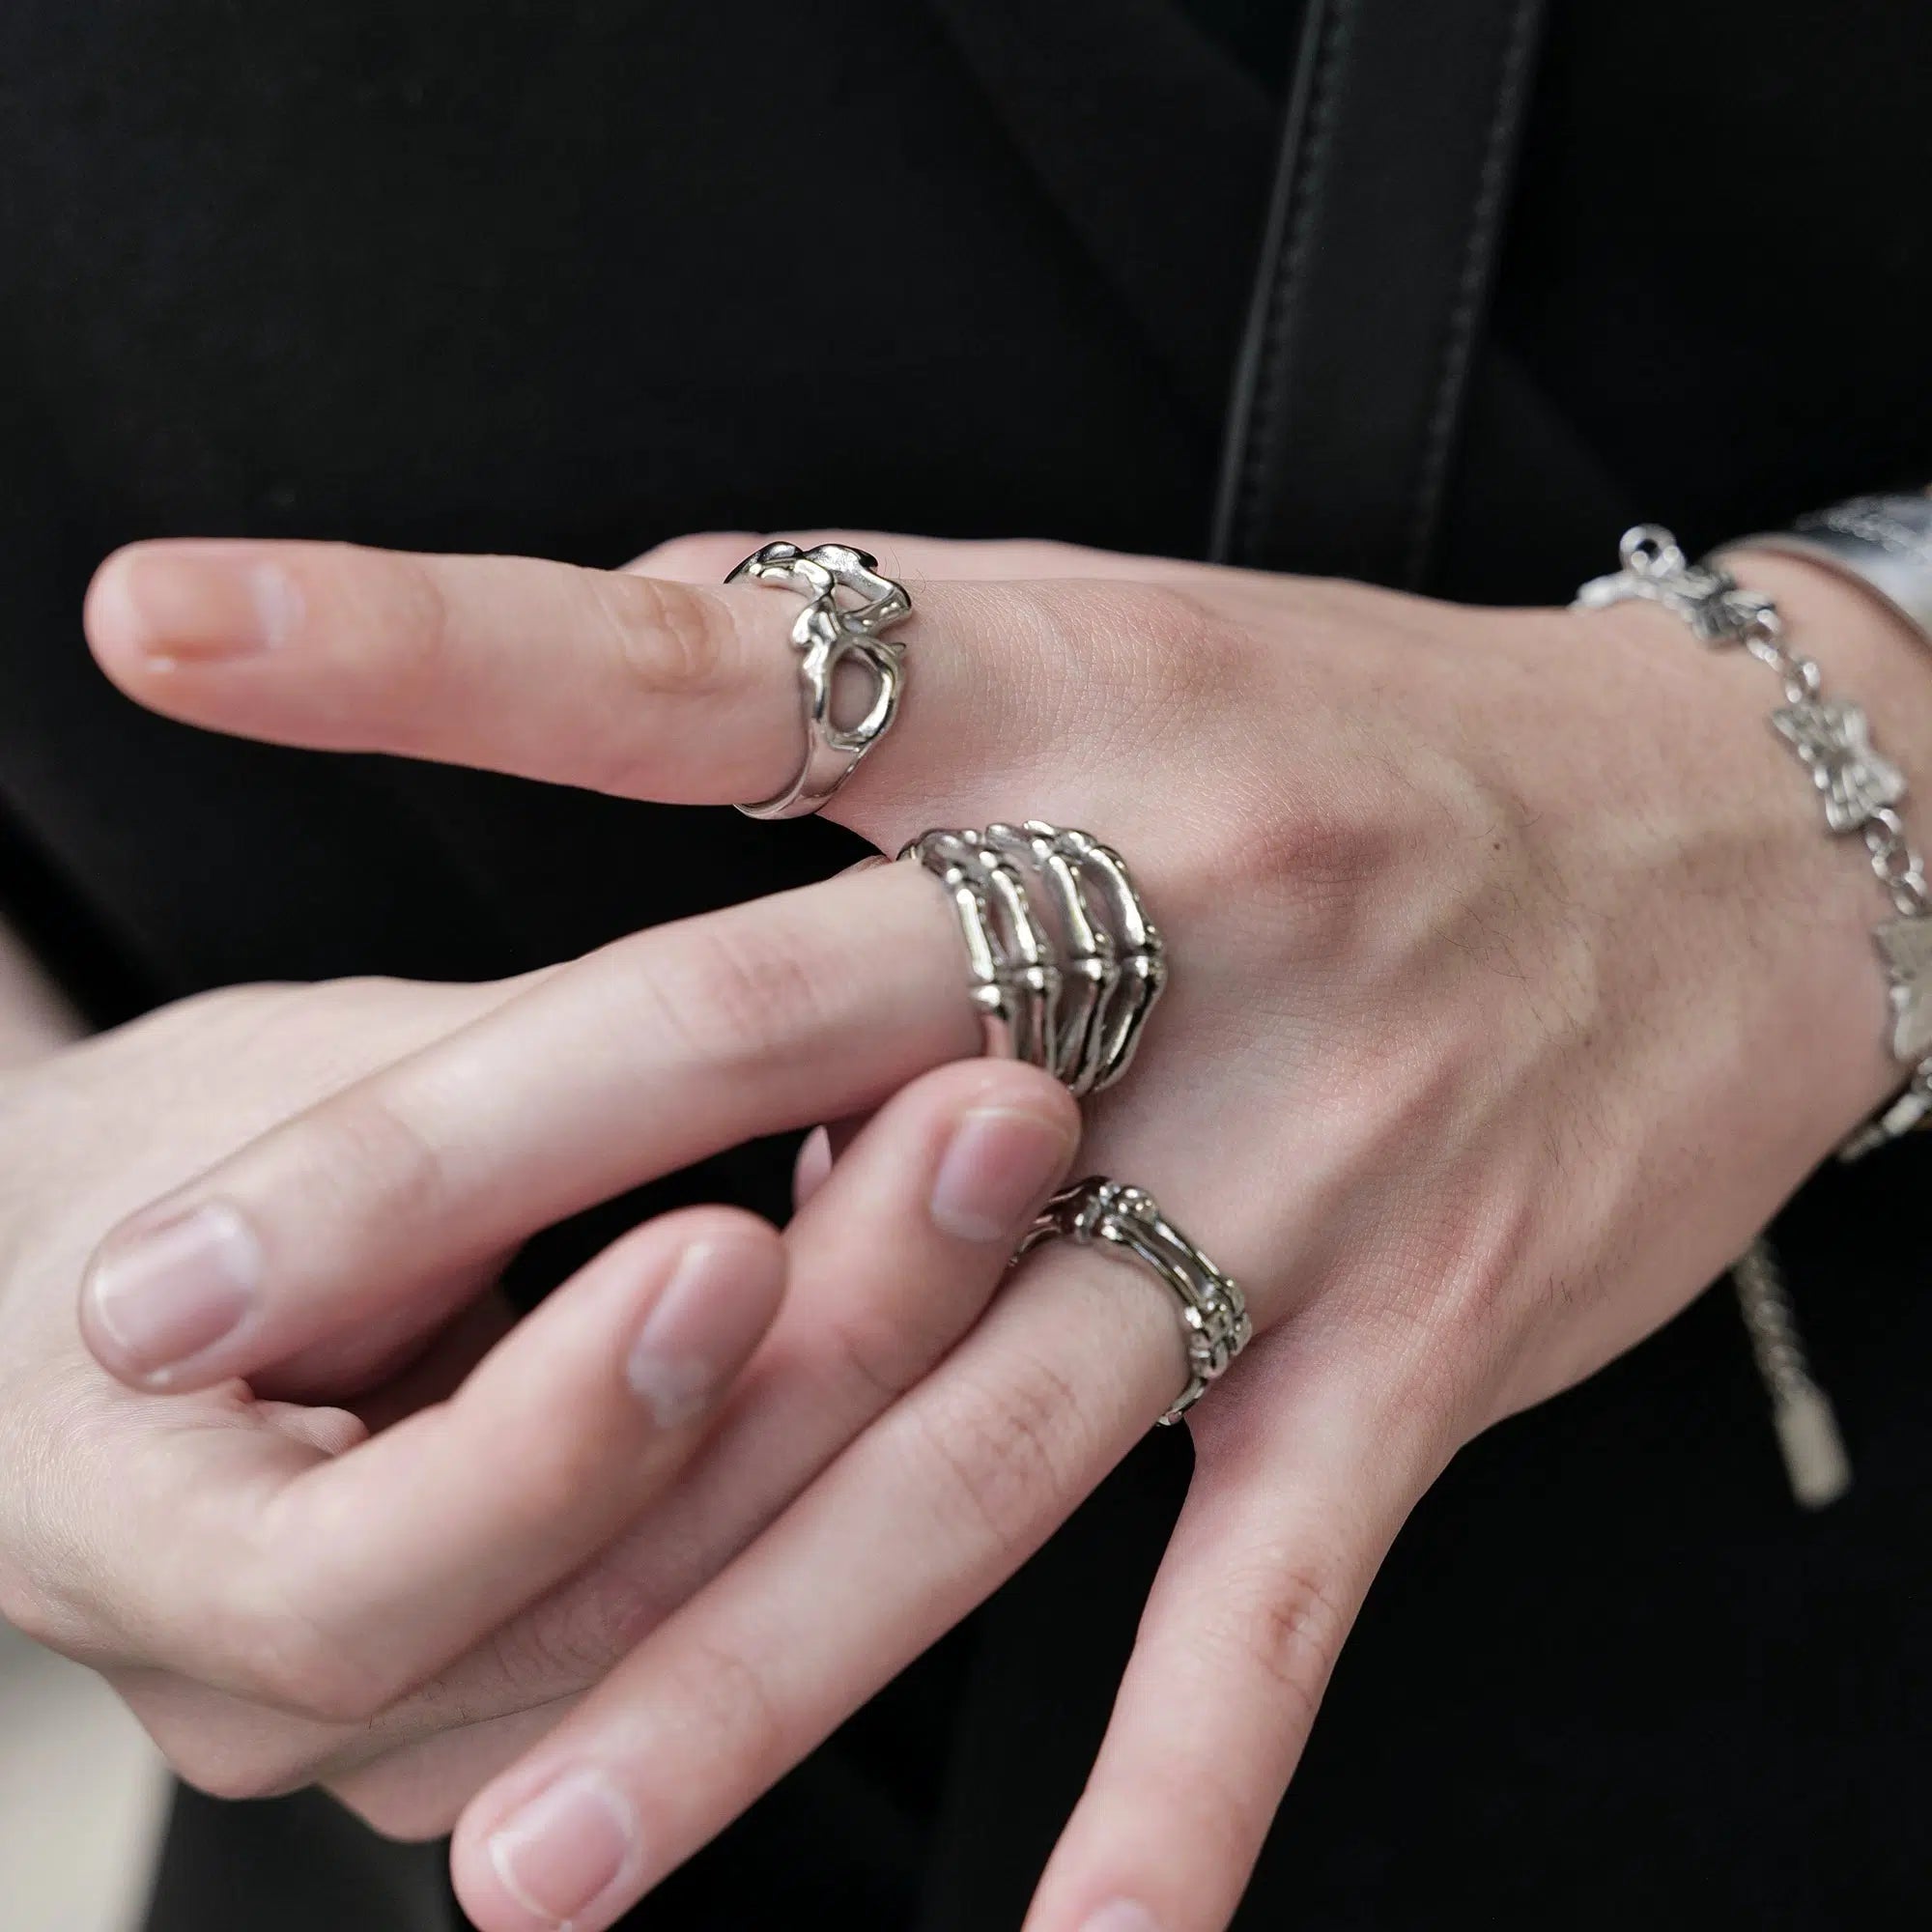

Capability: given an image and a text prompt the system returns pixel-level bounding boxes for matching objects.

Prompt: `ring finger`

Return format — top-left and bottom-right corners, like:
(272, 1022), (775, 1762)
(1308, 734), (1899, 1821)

(312, 1054), (1080, 1819)
(446, 1234), (1189, 1930)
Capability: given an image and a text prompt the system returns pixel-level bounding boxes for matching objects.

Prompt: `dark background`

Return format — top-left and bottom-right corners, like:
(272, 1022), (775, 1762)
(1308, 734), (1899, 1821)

(0, 4), (1924, 1926)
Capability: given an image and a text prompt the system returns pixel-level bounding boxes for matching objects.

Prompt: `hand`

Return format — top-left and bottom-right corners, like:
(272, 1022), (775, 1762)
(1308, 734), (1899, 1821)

(80, 531), (1924, 1929)
(0, 955), (1079, 1837)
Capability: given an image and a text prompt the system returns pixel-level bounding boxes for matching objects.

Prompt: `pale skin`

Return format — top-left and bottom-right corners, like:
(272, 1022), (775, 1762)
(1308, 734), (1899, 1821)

(0, 528), (1925, 1932)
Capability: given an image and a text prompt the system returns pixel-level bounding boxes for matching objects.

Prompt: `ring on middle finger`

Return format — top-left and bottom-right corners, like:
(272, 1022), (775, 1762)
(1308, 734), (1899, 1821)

(901, 819), (1167, 1096)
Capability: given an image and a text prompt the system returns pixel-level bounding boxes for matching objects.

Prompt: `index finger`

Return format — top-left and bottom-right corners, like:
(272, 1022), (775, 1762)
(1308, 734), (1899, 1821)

(82, 537), (1111, 835)
(78, 862), (977, 1392)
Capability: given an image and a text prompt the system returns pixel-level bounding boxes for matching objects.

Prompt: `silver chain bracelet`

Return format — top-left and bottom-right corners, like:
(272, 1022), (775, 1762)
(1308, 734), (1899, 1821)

(1577, 525), (1932, 1158)
(1576, 522), (1932, 1510)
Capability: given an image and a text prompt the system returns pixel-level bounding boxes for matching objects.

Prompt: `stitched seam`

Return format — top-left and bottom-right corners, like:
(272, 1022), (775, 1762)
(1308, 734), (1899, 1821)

(1232, 0), (1359, 562)
(1400, 0), (1544, 586)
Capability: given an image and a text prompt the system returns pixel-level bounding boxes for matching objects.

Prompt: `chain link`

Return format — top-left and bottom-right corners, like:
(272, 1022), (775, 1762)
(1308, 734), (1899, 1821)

(1731, 1236), (1852, 1508)
(1577, 524), (1932, 1155)
(1731, 1237), (1821, 1407)
(1862, 808), (1932, 913)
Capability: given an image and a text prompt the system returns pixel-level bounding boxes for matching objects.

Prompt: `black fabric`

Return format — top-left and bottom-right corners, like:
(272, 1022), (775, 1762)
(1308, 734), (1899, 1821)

(1212, 0), (1546, 583)
(1179, 0), (1304, 92)
(0, 3), (1922, 1927)
(145, 1785), (454, 1932)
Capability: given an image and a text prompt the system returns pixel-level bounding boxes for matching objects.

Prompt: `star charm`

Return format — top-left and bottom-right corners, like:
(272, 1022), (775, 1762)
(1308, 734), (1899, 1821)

(1876, 916), (1932, 1065)
(1772, 700), (1907, 834)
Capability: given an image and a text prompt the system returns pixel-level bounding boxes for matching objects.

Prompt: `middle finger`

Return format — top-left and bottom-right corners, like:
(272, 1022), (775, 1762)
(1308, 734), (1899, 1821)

(312, 1053), (1081, 1817)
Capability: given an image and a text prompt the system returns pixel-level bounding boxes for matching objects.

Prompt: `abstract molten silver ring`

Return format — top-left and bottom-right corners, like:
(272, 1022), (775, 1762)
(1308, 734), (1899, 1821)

(900, 820), (1167, 1096)
(1014, 1177), (1252, 1425)
(728, 540), (913, 820)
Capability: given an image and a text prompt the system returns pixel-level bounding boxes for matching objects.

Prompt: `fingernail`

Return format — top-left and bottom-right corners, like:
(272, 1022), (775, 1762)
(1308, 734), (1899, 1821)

(84, 1202), (261, 1385)
(792, 1123), (833, 1209)
(95, 549), (301, 662)
(929, 1106), (1075, 1242)
(1080, 1904), (1165, 1932)
(487, 1769), (639, 1929)
(624, 1236), (782, 1429)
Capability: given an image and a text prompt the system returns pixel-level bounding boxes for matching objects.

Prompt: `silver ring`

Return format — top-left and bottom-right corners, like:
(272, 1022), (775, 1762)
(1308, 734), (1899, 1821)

(1013, 1177), (1251, 1425)
(729, 541), (912, 819)
(901, 820), (1167, 1095)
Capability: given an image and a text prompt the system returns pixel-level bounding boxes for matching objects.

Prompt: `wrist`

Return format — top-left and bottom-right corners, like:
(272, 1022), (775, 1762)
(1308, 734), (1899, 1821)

(1602, 545), (1931, 1157)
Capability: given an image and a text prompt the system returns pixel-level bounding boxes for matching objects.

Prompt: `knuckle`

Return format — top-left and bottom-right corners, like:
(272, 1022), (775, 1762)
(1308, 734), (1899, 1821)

(241, 1636), (389, 1726)
(1180, 724), (1507, 950)
(623, 913), (836, 1076)
(480, 1567), (650, 1704)
(291, 1088), (452, 1242)
(1134, 579), (1236, 652)
(818, 1295), (954, 1413)
(593, 572), (738, 701)
(1116, 581), (1247, 696)
(682, 1635), (787, 1771)
(475, 1492), (721, 1706)
(896, 1350), (1088, 1560)
(1023, 577), (1254, 795)
(202, 1571), (395, 1725)
(1159, 1733), (1294, 1888)
(368, 553), (458, 711)
(1194, 788), (1406, 935)
(1151, 1561), (1351, 1854)
(819, 1308), (914, 1411)
(136, 1705), (318, 1804)
(1143, 1742), (1277, 1880)
(1245, 797), (1406, 899)
(1220, 1560), (1349, 1735)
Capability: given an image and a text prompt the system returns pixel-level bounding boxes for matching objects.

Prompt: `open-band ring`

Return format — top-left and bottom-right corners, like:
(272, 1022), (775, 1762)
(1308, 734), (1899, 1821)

(901, 820), (1166, 1096)
(730, 540), (913, 820)
(1013, 1177), (1251, 1425)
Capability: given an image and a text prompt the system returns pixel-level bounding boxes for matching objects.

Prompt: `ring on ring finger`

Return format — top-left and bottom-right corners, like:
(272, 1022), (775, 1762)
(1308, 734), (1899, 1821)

(1014, 1176), (1251, 1424)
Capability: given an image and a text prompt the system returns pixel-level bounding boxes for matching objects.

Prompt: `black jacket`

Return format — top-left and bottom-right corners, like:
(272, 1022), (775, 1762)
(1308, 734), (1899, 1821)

(1, 4), (1924, 1926)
